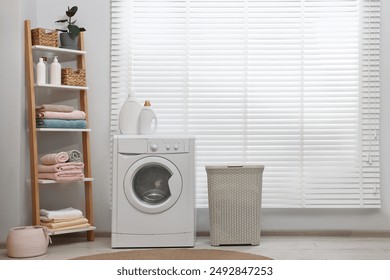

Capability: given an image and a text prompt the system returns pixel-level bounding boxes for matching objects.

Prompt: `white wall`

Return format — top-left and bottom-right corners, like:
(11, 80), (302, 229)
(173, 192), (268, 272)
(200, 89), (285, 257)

(1, 0), (390, 242)
(0, 0), (37, 241)
(0, 0), (22, 242)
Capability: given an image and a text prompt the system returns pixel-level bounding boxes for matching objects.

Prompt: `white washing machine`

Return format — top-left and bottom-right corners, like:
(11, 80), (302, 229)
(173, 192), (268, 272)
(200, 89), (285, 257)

(111, 135), (196, 248)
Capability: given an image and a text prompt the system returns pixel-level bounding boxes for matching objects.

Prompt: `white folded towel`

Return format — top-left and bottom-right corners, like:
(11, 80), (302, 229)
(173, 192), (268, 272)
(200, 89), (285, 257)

(40, 207), (83, 219)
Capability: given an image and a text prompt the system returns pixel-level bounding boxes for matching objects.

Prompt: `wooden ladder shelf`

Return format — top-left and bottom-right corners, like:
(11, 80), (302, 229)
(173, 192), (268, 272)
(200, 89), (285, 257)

(24, 19), (95, 241)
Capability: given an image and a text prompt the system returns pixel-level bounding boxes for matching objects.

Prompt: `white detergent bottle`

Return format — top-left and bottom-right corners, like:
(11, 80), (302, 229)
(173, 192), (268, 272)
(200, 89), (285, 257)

(119, 90), (142, 134)
(139, 100), (158, 135)
(50, 56), (61, 85)
(37, 57), (46, 85)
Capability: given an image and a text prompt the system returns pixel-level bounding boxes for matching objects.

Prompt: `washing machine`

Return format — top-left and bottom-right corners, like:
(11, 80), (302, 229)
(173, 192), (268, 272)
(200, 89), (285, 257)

(111, 135), (196, 248)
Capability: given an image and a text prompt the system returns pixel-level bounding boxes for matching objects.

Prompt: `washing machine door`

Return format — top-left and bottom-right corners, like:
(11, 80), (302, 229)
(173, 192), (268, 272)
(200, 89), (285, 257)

(123, 156), (183, 214)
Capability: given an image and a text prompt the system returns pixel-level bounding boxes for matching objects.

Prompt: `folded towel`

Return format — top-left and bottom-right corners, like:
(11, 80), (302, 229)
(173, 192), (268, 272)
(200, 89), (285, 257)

(66, 150), (83, 162)
(40, 216), (85, 223)
(40, 207), (83, 219)
(38, 162), (84, 173)
(40, 218), (89, 229)
(47, 223), (91, 232)
(36, 104), (74, 113)
(40, 152), (69, 165)
(36, 110), (86, 120)
(36, 119), (87, 129)
(38, 171), (84, 182)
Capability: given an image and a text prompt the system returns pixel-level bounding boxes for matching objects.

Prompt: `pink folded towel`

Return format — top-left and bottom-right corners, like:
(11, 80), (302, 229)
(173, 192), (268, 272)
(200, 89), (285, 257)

(38, 171), (84, 182)
(36, 104), (74, 113)
(38, 162), (84, 173)
(40, 152), (69, 165)
(36, 110), (86, 120)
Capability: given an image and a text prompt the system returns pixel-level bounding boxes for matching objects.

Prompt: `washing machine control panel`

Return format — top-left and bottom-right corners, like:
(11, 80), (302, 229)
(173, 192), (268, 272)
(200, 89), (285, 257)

(147, 138), (189, 153)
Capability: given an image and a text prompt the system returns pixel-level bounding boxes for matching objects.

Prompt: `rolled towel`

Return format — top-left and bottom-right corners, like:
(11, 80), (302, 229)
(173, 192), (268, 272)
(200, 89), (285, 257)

(66, 150), (83, 162)
(36, 104), (74, 113)
(40, 152), (69, 165)
(38, 162), (84, 173)
(40, 207), (83, 219)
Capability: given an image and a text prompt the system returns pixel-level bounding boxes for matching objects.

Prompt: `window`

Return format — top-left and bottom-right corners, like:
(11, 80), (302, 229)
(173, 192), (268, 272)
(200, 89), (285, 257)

(110, 0), (380, 208)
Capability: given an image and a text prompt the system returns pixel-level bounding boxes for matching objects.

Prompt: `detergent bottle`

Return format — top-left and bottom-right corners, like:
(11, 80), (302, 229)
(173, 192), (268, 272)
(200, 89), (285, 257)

(139, 100), (158, 135)
(118, 90), (142, 134)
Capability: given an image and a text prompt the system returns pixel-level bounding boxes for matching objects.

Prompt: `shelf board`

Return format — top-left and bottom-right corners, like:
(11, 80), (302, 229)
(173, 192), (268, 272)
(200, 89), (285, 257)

(36, 128), (91, 132)
(48, 226), (96, 236)
(32, 45), (86, 62)
(35, 84), (88, 90)
(39, 178), (94, 184)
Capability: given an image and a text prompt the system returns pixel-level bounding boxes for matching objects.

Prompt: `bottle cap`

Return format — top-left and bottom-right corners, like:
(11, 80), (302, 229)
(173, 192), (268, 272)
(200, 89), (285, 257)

(144, 100), (151, 106)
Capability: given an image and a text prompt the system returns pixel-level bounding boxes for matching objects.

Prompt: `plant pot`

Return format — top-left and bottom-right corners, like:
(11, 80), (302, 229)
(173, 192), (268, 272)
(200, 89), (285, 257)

(59, 32), (79, 49)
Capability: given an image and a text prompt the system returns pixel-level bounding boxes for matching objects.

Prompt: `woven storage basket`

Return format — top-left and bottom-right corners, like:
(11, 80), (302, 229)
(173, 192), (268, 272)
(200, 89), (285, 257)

(31, 28), (58, 47)
(61, 68), (86, 86)
(6, 226), (51, 258)
(206, 165), (264, 246)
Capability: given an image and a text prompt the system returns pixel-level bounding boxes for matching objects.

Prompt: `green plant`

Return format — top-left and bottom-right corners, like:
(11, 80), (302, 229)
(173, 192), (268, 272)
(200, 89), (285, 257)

(55, 6), (86, 38)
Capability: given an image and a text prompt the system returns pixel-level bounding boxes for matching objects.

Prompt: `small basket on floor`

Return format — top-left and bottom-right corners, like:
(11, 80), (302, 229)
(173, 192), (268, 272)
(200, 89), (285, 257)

(206, 165), (264, 246)
(6, 226), (51, 258)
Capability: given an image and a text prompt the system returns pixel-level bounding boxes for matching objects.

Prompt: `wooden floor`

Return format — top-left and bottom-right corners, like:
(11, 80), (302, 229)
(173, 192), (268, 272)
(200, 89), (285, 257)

(1, 235), (390, 260)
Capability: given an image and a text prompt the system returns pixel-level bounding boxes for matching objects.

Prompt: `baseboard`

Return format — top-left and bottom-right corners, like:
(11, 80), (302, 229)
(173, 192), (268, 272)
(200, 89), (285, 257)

(36, 230), (390, 238)
(197, 230), (390, 238)
(2, 230), (390, 246)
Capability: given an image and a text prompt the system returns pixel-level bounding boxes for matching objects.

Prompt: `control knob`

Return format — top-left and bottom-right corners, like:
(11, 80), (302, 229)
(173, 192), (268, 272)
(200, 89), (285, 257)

(150, 143), (159, 151)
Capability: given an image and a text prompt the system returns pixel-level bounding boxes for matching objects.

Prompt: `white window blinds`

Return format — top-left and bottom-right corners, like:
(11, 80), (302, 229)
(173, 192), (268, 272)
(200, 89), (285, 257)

(110, 0), (380, 208)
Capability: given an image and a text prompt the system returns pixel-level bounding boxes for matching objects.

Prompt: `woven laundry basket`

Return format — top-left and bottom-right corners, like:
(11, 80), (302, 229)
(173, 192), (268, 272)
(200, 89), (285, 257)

(6, 226), (51, 258)
(206, 165), (264, 246)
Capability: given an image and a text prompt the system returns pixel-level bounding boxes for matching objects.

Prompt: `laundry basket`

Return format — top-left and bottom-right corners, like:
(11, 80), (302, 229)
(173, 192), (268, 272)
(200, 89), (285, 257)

(206, 165), (264, 246)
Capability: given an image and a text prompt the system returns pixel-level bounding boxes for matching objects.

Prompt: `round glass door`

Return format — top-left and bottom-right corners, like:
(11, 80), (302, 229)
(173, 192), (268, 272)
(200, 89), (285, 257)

(124, 157), (183, 214)
(133, 164), (172, 205)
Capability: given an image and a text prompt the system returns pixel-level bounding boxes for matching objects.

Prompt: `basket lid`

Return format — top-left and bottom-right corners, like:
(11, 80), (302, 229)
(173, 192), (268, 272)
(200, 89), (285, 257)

(205, 164), (264, 170)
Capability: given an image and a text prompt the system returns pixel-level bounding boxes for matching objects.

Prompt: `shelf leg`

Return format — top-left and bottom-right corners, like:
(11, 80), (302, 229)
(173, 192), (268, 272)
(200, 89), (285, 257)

(25, 19), (40, 225)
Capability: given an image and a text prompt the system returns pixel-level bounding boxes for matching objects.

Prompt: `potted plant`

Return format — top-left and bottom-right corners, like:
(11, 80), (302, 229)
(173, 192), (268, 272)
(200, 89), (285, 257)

(55, 6), (86, 49)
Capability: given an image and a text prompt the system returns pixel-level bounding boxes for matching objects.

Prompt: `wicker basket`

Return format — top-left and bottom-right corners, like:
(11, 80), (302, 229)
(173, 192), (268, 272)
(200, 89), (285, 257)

(206, 165), (264, 246)
(31, 28), (58, 47)
(61, 68), (86, 86)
